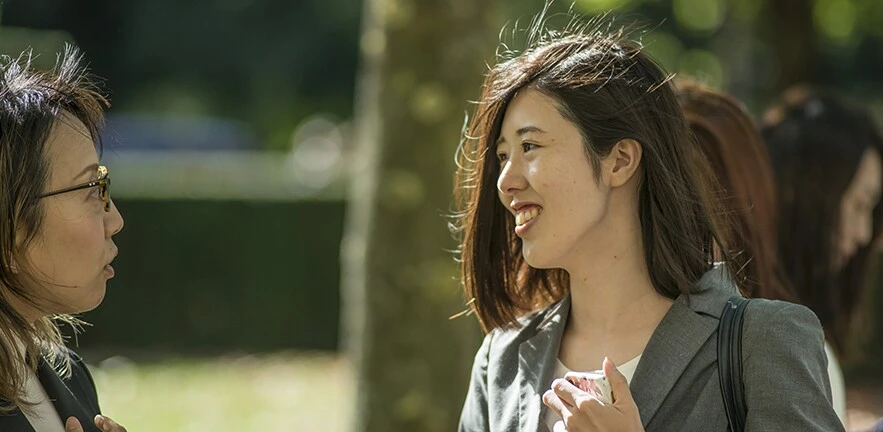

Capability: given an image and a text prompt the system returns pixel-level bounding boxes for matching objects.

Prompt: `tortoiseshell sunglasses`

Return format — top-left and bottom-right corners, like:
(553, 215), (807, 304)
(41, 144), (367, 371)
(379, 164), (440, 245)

(39, 165), (111, 212)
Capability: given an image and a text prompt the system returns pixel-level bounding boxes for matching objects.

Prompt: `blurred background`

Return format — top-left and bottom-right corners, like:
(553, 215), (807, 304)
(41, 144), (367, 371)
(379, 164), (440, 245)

(2, 0), (883, 430)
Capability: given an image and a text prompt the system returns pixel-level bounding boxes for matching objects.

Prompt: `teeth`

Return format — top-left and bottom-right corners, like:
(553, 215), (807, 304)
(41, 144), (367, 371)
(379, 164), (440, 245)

(515, 207), (541, 226)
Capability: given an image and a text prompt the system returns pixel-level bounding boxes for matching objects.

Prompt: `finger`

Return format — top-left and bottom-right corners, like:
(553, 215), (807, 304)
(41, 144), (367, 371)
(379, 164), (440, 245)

(65, 417), (84, 432)
(552, 420), (568, 432)
(543, 388), (573, 417)
(95, 415), (128, 432)
(602, 356), (631, 404)
(551, 378), (583, 407)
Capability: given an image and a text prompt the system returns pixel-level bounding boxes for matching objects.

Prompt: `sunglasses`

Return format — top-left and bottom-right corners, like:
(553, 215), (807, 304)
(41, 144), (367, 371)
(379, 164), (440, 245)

(39, 165), (111, 212)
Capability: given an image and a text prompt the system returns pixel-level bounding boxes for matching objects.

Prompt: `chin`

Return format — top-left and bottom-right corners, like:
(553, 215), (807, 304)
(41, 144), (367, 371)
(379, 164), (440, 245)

(75, 287), (107, 314)
(521, 246), (558, 269)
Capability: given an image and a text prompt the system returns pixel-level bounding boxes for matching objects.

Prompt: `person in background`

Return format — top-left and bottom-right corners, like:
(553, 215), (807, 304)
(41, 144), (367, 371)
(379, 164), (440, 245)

(762, 87), (883, 427)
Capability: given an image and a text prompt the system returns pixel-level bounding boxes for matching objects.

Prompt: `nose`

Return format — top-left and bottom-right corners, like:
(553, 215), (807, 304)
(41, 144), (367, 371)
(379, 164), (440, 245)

(105, 198), (124, 237)
(497, 156), (528, 198)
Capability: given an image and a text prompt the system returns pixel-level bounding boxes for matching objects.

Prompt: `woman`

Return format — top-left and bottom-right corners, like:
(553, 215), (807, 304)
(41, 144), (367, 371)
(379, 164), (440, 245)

(677, 80), (793, 302)
(762, 87), (883, 427)
(0, 47), (128, 432)
(454, 18), (842, 432)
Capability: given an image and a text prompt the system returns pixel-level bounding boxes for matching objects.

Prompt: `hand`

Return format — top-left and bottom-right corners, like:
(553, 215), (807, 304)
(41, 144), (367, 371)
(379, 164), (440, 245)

(65, 415), (128, 432)
(542, 357), (644, 432)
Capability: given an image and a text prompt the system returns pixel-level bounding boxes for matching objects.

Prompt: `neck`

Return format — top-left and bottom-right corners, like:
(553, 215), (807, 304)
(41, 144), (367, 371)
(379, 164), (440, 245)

(562, 206), (672, 335)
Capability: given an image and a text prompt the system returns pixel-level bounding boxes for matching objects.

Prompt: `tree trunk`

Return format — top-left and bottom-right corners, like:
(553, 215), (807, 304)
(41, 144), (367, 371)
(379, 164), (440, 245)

(765, 0), (822, 91)
(341, 0), (501, 430)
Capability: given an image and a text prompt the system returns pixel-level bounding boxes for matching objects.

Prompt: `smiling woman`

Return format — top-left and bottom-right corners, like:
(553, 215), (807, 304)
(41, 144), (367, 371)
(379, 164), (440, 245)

(0, 46), (127, 432)
(453, 11), (844, 432)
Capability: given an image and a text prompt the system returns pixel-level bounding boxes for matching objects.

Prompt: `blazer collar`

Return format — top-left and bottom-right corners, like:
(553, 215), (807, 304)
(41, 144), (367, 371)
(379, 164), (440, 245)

(517, 295), (570, 432)
(0, 357), (100, 432)
(36, 357), (101, 432)
(629, 265), (738, 426)
(514, 265), (738, 430)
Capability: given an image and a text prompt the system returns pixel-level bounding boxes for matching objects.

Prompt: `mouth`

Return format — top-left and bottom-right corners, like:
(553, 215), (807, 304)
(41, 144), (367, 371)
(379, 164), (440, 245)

(104, 248), (118, 278)
(514, 205), (542, 235)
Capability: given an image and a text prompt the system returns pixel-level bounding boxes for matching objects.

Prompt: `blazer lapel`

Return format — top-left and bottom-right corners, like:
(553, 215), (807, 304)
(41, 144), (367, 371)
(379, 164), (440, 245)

(628, 298), (717, 427)
(37, 358), (101, 432)
(629, 265), (736, 427)
(518, 296), (570, 432)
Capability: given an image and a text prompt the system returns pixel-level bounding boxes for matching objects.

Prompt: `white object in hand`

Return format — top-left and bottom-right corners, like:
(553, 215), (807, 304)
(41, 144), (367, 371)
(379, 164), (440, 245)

(567, 370), (613, 404)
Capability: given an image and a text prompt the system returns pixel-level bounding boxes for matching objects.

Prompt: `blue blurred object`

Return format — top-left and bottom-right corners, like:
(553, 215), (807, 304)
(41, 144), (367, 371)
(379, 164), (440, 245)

(102, 114), (259, 151)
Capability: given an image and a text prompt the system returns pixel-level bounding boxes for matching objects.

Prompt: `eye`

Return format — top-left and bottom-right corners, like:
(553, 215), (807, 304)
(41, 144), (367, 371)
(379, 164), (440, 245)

(496, 152), (509, 164)
(522, 142), (538, 152)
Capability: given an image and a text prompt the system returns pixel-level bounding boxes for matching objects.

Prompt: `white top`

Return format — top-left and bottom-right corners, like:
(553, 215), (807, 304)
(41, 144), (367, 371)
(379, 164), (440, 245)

(22, 368), (66, 432)
(824, 342), (846, 426)
(11, 336), (65, 432)
(545, 355), (642, 431)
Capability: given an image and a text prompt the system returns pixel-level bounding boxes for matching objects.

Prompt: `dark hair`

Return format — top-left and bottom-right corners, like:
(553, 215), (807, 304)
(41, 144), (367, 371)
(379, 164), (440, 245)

(0, 44), (108, 411)
(762, 87), (883, 354)
(454, 19), (737, 332)
(677, 80), (794, 303)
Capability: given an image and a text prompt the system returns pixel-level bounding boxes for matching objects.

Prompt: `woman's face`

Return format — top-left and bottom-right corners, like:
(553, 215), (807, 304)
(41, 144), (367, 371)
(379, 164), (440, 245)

(19, 114), (124, 319)
(495, 89), (614, 269)
(836, 148), (882, 268)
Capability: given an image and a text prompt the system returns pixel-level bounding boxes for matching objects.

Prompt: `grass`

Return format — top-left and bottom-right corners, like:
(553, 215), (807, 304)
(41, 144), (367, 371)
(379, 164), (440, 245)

(88, 351), (353, 432)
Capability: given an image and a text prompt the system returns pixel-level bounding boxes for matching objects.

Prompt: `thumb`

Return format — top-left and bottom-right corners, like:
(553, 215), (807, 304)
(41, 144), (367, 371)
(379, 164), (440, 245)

(65, 416), (84, 432)
(603, 357), (632, 403)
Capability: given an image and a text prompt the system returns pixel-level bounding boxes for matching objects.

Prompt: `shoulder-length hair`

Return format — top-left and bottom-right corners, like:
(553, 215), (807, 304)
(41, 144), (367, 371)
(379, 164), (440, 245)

(454, 18), (737, 332)
(762, 87), (883, 354)
(677, 80), (794, 303)
(0, 45), (108, 411)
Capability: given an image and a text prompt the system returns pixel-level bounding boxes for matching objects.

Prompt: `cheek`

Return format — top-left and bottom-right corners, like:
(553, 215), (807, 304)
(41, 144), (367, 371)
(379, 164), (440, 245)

(32, 213), (105, 278)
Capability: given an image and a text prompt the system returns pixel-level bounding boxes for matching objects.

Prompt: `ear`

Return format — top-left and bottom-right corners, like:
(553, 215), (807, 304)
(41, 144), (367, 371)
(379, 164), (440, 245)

(605, 138), (642, 188)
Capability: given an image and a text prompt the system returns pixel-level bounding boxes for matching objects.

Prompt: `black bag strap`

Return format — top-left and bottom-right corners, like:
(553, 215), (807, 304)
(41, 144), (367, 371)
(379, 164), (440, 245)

(718, 295), (750, 432)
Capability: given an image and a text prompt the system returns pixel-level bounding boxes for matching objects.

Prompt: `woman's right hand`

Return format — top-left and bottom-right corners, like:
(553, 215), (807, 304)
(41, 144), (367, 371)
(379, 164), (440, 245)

(65, 415), (128, 432)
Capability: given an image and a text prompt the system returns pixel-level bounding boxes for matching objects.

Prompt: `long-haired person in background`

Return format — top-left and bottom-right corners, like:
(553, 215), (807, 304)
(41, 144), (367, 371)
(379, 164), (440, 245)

(678, 80), (858, 427)
(0, 47), (128, 432)
(454, 13), (843, 432)
(762, 88), (883, 427)
(676, 80), (793, 302)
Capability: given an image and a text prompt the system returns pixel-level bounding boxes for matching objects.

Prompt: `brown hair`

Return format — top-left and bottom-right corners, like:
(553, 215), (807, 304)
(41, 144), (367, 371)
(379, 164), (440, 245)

(677, 80), (794, 303)
(762, 87), (883, 354)
(0, 45), (108, 411)
(453, 18), (738, 332)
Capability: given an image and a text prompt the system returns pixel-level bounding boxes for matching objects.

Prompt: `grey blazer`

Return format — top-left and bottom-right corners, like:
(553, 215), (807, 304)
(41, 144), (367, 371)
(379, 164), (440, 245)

(458, 267), (845, 431)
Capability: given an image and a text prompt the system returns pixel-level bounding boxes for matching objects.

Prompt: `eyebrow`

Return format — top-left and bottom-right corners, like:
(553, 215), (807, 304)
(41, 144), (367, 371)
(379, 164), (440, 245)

(74, 162), (100, 181)
(495, 125), (547, 146)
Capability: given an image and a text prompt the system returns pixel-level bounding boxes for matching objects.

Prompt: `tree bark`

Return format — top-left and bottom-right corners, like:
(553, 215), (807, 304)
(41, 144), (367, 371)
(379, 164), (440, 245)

(341, 0), (501, 430)
(765, 0), (823, 91)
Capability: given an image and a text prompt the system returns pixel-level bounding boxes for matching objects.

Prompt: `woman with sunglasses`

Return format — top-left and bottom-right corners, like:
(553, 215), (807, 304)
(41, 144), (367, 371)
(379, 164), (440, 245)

(0, 47), (127, 432)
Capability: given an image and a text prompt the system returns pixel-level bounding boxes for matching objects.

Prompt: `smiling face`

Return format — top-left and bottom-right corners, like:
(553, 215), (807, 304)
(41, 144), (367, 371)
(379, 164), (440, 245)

(495, 88), (617, 269)
(18, 114), (124, 319)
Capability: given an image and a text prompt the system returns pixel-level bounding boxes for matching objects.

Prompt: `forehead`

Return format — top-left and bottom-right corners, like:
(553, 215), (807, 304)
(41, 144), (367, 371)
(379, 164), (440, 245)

(857, 148), (882, 180)
(500, 89), (570, 132)
(44, 112), (98, 177)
